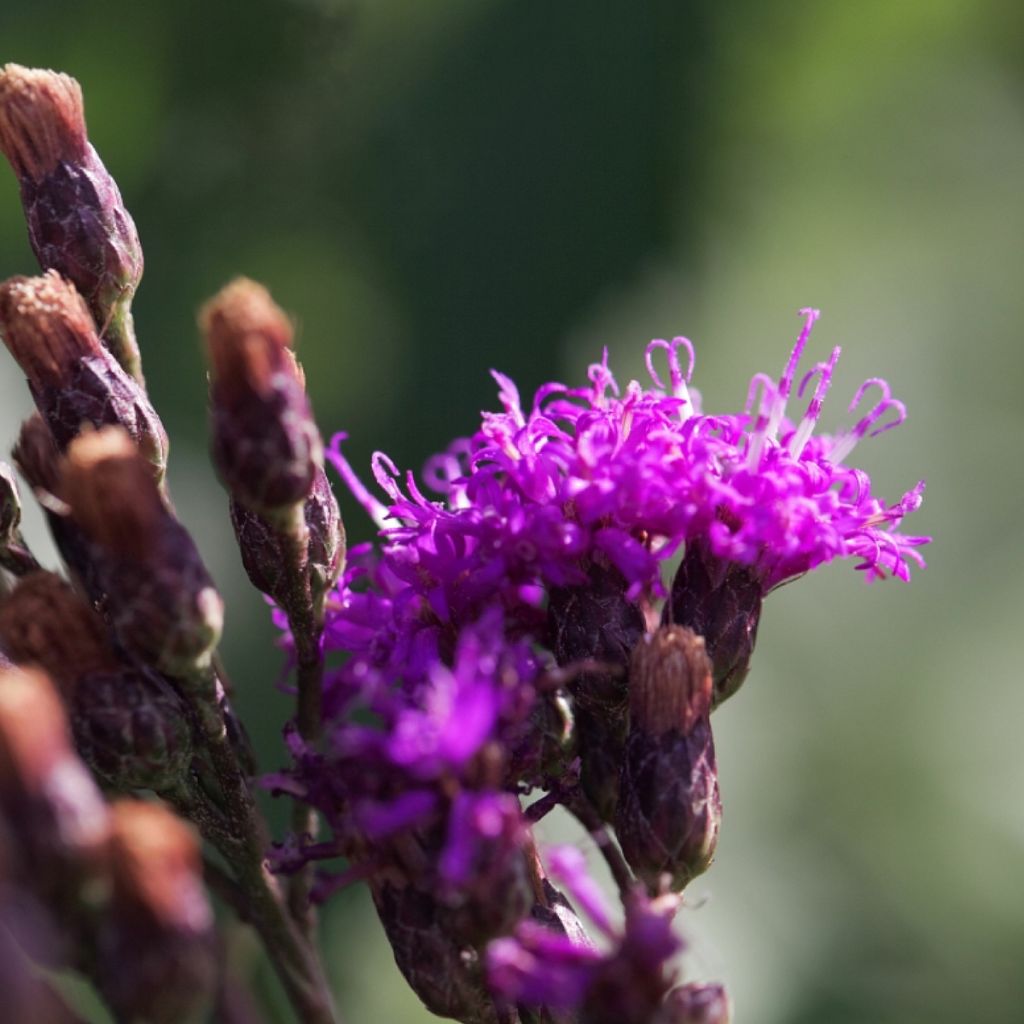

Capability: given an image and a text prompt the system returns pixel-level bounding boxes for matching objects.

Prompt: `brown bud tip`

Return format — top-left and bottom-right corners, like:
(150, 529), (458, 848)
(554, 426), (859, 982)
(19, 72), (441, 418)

(0, 665), (74, 785)
(629, 626), (713, 737)
(199, 276), (297, 398)
(0, 666), (111, 896)
(0, 271), (101, 387)
(98, 801), (215, 1024)
(0, 571), (116, 692)
(0, 65), (86, 181)
(61, 426), (164, 560)
(11, 413), (61, 497)
(108, 801), (211, 934)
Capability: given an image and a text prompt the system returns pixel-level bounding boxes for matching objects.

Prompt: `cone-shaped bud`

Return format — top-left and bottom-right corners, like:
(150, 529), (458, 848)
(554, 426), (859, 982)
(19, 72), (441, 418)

(0, 65), (144, 380)
(0, 570), (115, 694)
(201, 278), (321, 522)
(616, 627), (721, 894)
(0, 273), (166, 478)
(61, 428), (223, 677)
(660, 984), (731, 1024)
(371, 876), (500, 1024)
(95, 801), (215, 1024)
(12, 414), (98, 593)
(229, 463), (345, 612)
(0, 666), (110, 900)
(12, 412), (60, 496)
(0, 462), (21, 548)
(664, 538), (763, 707)
(73, 668), (193, 793)
(548, 563), (645, 820)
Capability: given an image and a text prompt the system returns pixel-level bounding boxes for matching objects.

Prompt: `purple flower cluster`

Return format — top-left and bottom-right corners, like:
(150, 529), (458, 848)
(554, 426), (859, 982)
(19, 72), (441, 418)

(331, 307), (926, 604)
(278, 309), (929, 1021)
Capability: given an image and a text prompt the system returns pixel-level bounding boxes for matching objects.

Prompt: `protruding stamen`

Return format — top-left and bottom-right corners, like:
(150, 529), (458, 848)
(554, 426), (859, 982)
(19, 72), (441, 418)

(586, 348), (619, 404)
(744, 373), (776, 468)
(788, 345), (841, 458)
(491, 370), (526, 426)
(767, 307), (820, 440)
(828, 378), (906, 464)
(326, 434), (389, 530)
(645, 337), (695, 393)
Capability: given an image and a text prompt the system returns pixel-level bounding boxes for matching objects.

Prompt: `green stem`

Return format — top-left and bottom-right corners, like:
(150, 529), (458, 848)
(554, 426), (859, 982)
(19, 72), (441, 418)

(182, 663), (340, 1024)
(102, 301), (145, 387)
(278, 517), (325, 938)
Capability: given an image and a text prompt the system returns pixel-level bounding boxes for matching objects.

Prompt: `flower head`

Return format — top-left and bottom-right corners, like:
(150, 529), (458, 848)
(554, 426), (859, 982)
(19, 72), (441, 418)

(329, 309), (927, 622)
(281, 309), (927, 1018)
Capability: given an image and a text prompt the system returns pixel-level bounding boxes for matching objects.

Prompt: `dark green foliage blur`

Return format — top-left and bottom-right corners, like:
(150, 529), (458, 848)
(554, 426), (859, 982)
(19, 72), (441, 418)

(2, 1), (1022, 1021)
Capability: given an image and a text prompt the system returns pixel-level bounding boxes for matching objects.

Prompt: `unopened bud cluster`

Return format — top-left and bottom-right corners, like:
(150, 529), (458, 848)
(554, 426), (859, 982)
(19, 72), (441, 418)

(0, 64), (341, 1024)
(0, 666), (214, 1023)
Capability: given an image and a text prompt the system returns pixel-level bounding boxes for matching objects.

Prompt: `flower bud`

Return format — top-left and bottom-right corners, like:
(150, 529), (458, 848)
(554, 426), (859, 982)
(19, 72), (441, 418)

(664, 538), (762, 707)
(0, 570), (115, 694)
(0, 273), (166, 479)
(12, 412), (60, 496)
(11, 414), (98, 593)
(371, 877), (500, 1024)
(660, 984), (731, 1024)
(0, 65), (144, 380)
(95, 801), (215, 1024)
(548, 564), (645, 820)
(0, 666), (110, 901)
(201, 278), (321, 522)
(72, 668), (193, 794)
(229, 463), (345, 612)
(61, 428), (223, 677)
(616, 627), (721, 894)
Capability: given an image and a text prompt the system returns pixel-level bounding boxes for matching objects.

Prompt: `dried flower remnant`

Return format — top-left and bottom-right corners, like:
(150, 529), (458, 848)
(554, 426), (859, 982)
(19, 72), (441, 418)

(0, 272), (167, 480)
(0, 64), (144, 380)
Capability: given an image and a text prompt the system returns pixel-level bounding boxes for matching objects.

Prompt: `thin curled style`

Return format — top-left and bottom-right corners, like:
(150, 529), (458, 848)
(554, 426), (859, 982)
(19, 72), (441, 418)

(645, 336), (695, 395)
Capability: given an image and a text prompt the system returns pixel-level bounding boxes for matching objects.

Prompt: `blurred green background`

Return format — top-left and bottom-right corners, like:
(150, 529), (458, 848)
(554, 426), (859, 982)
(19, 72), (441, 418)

(1, 1), (1022, 1021)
